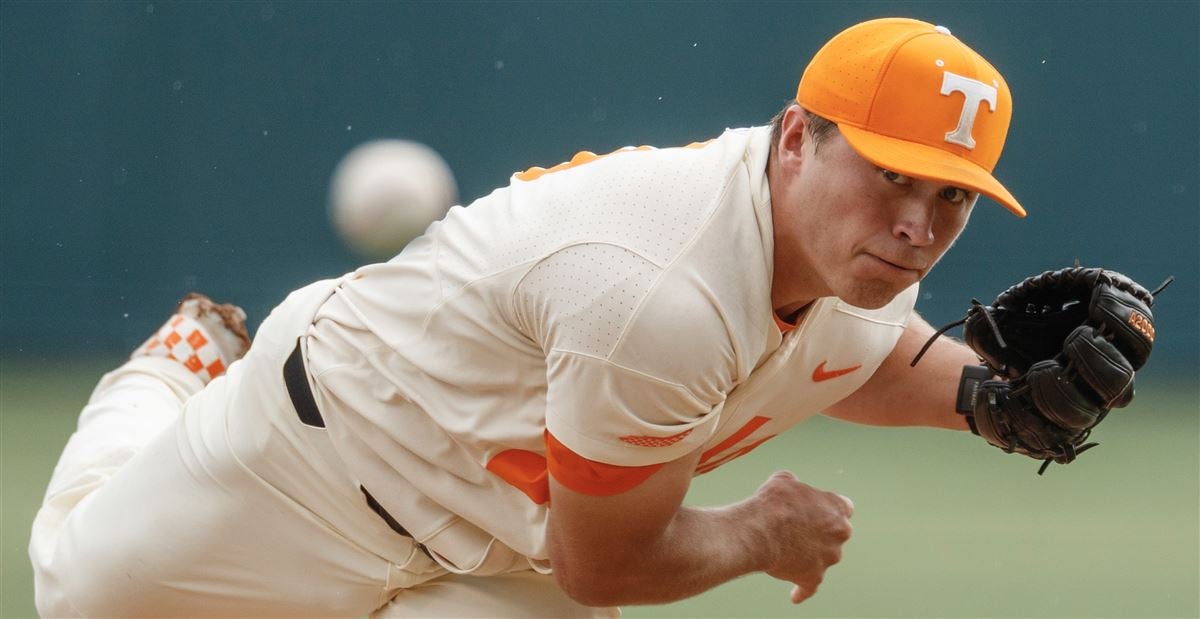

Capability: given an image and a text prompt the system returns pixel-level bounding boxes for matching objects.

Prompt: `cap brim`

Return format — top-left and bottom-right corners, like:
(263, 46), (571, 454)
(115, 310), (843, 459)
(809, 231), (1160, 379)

(838, 124), (1026, 217)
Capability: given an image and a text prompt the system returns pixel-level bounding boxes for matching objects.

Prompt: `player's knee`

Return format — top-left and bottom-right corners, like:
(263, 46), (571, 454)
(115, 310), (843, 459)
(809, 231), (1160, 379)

(31, 532), (91, 618)
(32, 509), (159, 617)
(33, 542), (105, 617)
(31, 495), (87, 617)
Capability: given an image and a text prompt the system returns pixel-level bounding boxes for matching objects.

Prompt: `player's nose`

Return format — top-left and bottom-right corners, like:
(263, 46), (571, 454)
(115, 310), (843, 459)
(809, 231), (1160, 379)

(891, 197), (935, 247)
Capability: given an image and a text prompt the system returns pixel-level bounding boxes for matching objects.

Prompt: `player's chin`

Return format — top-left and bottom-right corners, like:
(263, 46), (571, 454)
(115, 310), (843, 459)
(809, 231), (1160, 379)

(840, 261), (918, 307)
(837, 279), (904, 309)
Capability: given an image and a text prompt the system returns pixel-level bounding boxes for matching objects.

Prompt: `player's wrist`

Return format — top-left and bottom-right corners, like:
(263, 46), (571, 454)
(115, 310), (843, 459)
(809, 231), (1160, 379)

(954, 364), (993, 436)
(735, 491), (791, 573)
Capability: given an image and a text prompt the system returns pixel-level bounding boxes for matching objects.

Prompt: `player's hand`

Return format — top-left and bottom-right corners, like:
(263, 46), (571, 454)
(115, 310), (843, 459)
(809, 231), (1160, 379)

(750, 471), (854, 604)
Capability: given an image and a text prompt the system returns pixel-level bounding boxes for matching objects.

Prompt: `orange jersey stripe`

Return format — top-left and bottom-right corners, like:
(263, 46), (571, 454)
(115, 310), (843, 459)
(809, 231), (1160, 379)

(514, 139), (715, 182)
(699, 415), (771, 465)
(485, 448), (550, 504)
(696, 434), (777, 475)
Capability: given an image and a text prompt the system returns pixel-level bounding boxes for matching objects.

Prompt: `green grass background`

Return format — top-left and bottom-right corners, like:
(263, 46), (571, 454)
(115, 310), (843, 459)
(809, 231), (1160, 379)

(2, 359), (1196, 618)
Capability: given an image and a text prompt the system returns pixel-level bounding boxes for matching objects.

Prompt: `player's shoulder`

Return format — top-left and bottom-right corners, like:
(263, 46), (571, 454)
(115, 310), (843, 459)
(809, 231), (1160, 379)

(618, 125), (765, 174)
(511, 126), (764, 186)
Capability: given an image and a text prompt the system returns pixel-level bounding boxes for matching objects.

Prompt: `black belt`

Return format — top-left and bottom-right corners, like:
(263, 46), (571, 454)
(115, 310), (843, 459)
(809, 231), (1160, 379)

(283, 337), (427, 552)
(284, 339), (325, 428)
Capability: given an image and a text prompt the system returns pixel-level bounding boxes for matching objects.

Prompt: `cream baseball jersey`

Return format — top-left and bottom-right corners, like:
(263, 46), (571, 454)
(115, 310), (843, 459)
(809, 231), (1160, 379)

(304, 125), (916, 571)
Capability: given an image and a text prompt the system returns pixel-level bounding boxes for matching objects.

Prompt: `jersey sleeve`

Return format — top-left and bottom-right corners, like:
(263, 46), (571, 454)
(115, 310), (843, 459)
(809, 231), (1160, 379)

(514, 243), (737, 479)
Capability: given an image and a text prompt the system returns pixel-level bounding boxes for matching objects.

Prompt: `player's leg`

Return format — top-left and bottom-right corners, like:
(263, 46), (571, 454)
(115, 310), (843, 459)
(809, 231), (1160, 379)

(32, 294), (249, 507)
(30, 294), (248, 571)
(31, 285), (445, 616)
(29, 294), (250, 615)
(374, 569), (620, 618)
(33, 379), (430, 617)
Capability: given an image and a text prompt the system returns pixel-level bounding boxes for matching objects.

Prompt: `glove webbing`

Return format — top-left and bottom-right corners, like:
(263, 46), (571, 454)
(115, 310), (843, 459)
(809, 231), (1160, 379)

(910, 275), (1173, 370)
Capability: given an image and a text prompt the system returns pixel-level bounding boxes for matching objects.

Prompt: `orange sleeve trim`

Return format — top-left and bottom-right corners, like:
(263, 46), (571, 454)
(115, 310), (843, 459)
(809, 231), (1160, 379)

(545, 430), (664, 497)
(618, 427), (693, 447)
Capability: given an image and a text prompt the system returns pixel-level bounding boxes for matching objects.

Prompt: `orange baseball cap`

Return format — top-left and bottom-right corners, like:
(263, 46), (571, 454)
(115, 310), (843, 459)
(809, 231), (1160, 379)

(798, 18), (1025, 216)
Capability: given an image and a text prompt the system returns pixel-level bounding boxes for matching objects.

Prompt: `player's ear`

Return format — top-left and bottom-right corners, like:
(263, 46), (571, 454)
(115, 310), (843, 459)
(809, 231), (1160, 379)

(776, 104), (809, 168)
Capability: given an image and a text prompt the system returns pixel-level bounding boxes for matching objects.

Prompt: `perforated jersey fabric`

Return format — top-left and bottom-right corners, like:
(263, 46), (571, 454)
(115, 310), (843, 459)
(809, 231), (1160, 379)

(303, 126), (917, 571)
(517, 244), (660, 358)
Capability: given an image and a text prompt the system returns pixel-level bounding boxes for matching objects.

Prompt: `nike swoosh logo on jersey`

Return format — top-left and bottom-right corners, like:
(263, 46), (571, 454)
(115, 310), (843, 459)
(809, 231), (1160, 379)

(812, 361), (862, 382)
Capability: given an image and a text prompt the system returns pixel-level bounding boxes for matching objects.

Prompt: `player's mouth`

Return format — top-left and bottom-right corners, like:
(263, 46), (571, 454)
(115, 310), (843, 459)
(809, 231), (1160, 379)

(873, 254), (916, 271)
(867, 253), (923, 274)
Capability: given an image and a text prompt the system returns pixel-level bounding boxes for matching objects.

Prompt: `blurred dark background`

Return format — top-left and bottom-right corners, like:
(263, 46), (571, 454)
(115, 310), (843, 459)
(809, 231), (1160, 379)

(3, 1), (1197, 370)
(2, 4), (1197, 618)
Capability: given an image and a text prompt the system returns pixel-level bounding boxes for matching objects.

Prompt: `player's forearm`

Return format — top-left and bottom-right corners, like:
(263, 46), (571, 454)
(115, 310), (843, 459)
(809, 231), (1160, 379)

(551, 497), (770, 606)
(825, 315), (974, 430)
(892, 333), (976, 430)
(621, 501), (769, 604)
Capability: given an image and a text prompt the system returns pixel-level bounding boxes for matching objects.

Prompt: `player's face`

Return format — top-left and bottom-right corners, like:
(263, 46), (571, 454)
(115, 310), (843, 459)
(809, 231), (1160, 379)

(779, 128), (976, 309)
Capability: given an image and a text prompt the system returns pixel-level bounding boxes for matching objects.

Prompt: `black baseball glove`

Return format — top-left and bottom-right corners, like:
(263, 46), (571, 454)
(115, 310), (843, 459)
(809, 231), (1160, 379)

(913, 267), (1172, 474)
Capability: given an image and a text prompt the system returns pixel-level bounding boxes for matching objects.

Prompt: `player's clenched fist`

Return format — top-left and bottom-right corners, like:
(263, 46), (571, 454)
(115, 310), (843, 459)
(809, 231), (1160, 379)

(749, 471), (854, 604)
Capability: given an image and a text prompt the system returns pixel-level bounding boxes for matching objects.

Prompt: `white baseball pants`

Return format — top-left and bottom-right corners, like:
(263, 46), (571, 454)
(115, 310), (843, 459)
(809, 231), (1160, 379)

(29, 281), (615, 618)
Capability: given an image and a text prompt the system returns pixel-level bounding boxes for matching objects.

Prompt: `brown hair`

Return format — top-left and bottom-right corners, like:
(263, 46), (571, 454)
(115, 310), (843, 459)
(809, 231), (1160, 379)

(769, 101), (838, 154)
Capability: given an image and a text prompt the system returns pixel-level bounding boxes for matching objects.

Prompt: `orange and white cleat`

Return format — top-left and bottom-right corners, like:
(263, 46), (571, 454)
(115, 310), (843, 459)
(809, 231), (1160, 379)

(132, 293), (251, 384)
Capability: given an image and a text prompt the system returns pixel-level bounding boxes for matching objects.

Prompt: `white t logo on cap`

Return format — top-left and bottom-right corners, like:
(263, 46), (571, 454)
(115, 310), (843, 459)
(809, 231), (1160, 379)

(940, 71), (998, 149)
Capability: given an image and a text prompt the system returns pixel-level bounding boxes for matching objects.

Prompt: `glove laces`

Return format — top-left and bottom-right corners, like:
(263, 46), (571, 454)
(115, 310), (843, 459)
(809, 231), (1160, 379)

(910, 298), (1005, 367)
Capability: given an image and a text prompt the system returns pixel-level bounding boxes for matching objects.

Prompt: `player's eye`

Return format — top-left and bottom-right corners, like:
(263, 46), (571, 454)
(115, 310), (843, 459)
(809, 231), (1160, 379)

(939, 186), (971, 204)
(879, 168), (912, 185)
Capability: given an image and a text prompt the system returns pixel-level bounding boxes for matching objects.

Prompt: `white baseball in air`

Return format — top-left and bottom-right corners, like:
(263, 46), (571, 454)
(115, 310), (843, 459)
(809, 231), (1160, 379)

(328, 139), (458, 259)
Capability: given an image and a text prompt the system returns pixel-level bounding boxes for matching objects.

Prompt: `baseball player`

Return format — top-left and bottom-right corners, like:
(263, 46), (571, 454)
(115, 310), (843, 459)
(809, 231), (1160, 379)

(29, 17), (1156, 617)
